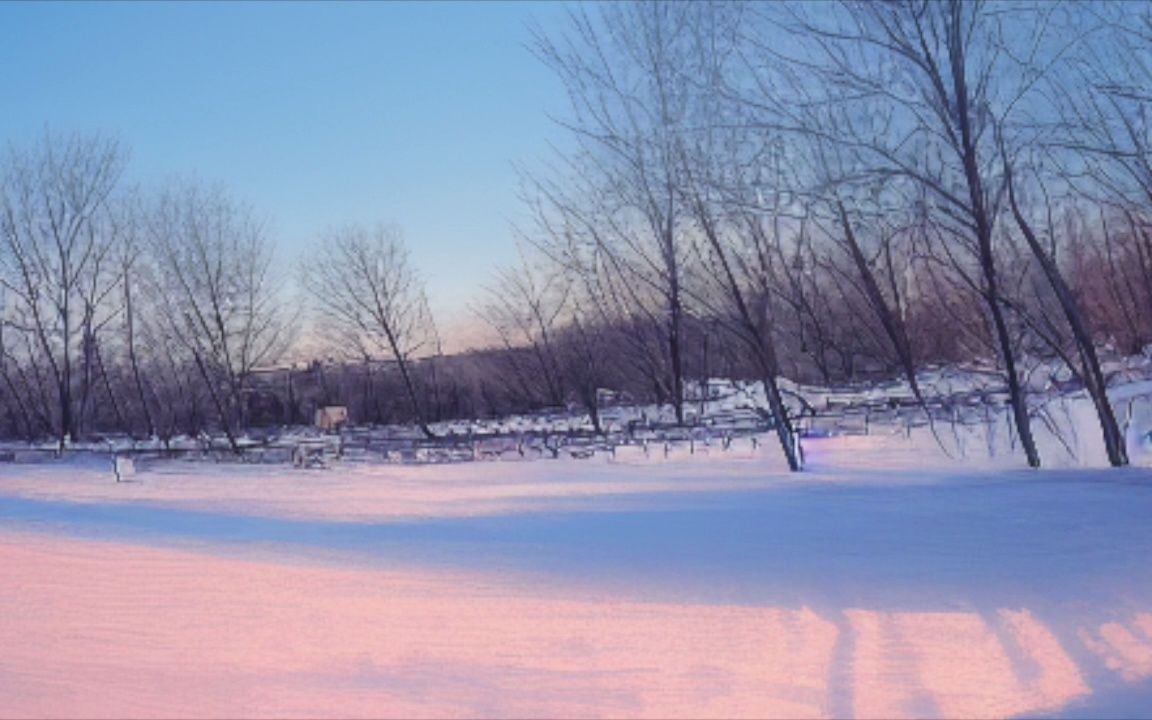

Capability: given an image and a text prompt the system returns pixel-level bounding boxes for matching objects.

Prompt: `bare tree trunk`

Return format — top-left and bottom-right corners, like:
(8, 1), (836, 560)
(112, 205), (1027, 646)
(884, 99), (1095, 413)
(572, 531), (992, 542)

(78, 312), (95, 440)
(1004, 161), (1128, 466)
(0, 352), (33, 442)
(59, 298), (74, 449)
(390, 343), (435, 439)
(668, 284), (686, 426)
(945, 5), (1040, 467)
(192, 350), (240, 453)
(687, 190), (802, 471)
(985, 277), (1040, 467)
(124, 275), (155, 437)
(94, 337), (128, 435)
(836, 204), (925, 402)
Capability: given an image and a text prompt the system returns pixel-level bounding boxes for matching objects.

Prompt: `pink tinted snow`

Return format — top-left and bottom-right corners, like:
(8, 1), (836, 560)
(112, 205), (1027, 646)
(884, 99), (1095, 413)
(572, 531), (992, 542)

(846, 609), (1090, 719)
(1080, 614), (1152, 683)
(1, 431), (1150, 718)
(0, 529), (1139, 719)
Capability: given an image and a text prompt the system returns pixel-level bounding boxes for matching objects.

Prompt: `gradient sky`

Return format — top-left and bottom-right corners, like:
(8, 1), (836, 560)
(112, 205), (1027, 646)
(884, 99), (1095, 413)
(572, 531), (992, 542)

(0, 0), (572, 350)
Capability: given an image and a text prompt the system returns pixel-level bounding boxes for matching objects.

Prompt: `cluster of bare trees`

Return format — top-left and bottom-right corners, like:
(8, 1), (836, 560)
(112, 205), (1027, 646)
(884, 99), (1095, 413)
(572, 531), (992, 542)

(3, 2), (1149, 474)
(481, 0), (1151, 470)
(0, 134), (294, 450)
(0, 132), (454, 450)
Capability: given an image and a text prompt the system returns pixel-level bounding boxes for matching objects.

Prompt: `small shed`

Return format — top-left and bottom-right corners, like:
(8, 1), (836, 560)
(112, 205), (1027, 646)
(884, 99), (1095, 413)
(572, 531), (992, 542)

(314, 406), (348, 432)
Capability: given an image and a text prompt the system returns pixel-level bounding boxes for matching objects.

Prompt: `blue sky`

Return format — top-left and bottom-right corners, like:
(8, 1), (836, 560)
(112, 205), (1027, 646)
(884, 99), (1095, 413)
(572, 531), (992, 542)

(0, 0), (571, 349)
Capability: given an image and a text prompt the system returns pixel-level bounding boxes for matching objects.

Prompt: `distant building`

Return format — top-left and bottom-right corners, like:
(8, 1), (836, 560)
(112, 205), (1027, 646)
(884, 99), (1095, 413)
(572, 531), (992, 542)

(314, 406), (348, 432)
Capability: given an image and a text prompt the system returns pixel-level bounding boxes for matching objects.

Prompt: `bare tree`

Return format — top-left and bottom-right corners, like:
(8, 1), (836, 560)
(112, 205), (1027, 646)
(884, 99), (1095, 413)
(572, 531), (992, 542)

(145, 181), (293, 451)
(554, 300), (613, 435)
(1002, 154), (1129, 466)
(751, 0), (1064, 466)
(476, 250), (570, 409)
(676, 134), (807, 469)
(111, 192), (157, 438)
(525, 168), (684, 417)
(0, 132), (125, 448)
(533, 2), (697, 425)
(306, 224), (437, 438)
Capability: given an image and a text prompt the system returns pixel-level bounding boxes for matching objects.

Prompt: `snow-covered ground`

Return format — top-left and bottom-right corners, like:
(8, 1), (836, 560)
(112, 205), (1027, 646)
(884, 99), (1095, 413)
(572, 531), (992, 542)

(1, 433), (1150, 719)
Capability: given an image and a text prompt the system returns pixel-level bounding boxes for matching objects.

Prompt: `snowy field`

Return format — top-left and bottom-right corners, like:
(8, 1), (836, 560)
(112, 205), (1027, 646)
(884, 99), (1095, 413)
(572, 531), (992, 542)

(1, 432), (1151, 719)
